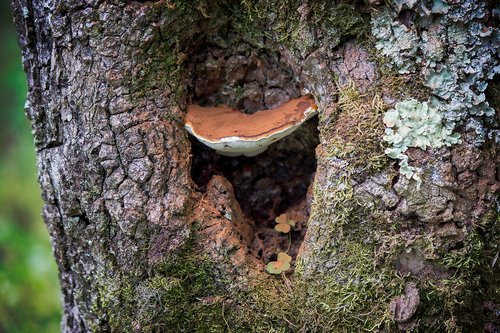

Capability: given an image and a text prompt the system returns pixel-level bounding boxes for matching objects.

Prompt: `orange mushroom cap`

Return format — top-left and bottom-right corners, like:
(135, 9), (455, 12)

(184, 96), (318, 157)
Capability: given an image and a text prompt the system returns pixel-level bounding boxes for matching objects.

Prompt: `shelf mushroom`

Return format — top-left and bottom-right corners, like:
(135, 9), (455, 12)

(184, 95), (318, 157)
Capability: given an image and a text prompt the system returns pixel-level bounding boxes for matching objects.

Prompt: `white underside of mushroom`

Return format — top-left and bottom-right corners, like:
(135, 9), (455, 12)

(185, 107), (317, 157)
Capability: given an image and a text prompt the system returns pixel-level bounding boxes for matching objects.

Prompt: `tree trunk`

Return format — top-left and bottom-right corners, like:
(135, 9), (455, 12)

(12, 0), (500, 331)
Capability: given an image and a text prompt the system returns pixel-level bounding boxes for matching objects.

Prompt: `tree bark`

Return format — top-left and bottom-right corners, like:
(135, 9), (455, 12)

(12, 0), (500, 332)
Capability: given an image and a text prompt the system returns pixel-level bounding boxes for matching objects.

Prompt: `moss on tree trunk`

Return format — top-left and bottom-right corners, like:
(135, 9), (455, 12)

(12, 0), (500, 331)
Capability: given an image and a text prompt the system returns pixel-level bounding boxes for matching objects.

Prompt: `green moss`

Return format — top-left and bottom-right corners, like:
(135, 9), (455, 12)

(292, 202), (499, 331)
(237, 0), (368, 55)
(130, 0), (231, 100)
(324, 81), (387, 172)
(89, 227), (231, 332)
(237, 267), (402, 332)
(427, 211), (500, 330)
(293, 251), (402, 331)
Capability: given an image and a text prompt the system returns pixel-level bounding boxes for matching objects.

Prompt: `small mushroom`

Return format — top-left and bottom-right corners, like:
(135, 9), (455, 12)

(184, 95), (318, 157)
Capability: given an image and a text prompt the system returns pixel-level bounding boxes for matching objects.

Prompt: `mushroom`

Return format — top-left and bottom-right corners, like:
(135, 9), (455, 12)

(184, 95), (318, 157)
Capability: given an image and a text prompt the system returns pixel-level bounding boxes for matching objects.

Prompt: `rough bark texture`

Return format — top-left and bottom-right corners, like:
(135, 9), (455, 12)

(12, 0), (500, 332)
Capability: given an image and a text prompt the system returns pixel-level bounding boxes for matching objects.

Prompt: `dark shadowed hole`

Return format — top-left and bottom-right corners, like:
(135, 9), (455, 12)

(189, 119), (319, 263)
(186, 39), (319, 264)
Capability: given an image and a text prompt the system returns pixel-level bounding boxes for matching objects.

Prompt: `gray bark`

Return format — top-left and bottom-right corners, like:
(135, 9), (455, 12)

(12, 0), (500, 332)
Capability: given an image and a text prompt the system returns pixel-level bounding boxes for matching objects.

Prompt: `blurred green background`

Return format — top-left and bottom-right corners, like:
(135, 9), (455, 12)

(0, 2), (61, 333)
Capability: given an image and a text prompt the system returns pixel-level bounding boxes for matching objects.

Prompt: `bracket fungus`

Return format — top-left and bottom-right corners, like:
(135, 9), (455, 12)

(184, 96), (318, 157)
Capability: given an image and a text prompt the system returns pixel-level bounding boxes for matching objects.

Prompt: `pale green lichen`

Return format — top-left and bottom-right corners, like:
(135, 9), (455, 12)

(424, 68), (455, 99)
(371, 0), (499, 145)
(371, 10), (419, 74)
(383, 99), (461, 184)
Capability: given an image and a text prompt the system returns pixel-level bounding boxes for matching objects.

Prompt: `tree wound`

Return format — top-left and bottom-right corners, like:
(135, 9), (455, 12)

(186, 42), (319, 267)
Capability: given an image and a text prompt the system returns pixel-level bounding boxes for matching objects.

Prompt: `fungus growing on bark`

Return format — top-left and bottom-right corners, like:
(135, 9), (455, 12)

(184, 96), (318, 157)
